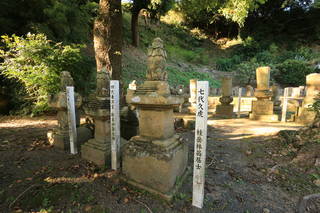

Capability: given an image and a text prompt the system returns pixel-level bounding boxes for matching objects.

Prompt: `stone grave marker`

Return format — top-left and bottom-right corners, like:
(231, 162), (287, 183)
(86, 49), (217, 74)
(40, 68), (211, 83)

(192, 81), (209, 209)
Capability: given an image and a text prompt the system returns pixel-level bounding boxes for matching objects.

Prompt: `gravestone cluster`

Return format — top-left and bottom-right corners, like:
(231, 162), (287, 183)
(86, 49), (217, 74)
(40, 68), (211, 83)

(47, 37), (320, 204)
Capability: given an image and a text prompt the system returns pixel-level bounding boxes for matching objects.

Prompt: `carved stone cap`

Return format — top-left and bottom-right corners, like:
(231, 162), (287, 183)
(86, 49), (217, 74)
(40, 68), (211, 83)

(146, 37), (168, 81)
(147, 37), (167, 58)
(96, 69), (110, 97)
(60, 71), (74, 92)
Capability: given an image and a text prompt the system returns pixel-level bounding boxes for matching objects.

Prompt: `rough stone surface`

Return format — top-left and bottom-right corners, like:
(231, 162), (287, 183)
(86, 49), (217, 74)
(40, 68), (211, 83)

(216, 76), (234, 118)
(216, 104), (233, 118)
(122, 136), (188, 194)
(81, 70), (113, 167)
(297, 73), (320, 125)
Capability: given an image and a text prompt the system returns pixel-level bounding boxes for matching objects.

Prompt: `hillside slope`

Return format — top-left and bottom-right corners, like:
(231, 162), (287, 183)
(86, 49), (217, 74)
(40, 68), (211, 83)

(121, 12), (222, 89)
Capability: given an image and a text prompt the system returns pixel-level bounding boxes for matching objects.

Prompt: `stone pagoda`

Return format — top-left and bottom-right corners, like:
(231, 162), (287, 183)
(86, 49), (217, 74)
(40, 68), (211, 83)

(123, 38), (188, 200)
(48, 71), (91, 151)
(297, 73), (320, 125)
(216, 76), (234, 118)
(249, 67), (279, 122)
(81, 70), (113, 167)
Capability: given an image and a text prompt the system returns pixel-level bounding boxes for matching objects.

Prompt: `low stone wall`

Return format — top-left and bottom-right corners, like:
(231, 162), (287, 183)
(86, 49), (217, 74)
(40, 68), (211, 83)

(208, 96), (257, 112)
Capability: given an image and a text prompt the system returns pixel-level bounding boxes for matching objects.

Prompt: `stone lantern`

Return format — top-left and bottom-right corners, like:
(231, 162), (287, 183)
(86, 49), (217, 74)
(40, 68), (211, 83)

(249, 67), (278, 121)
(123, 38), (188, 200)
(81, 70), (113, 167)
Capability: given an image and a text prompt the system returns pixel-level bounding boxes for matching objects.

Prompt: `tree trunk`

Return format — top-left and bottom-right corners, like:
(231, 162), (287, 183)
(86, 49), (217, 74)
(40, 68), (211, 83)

(109, 0), (122, 81)
(93, 0), (122, 81)
(131, 10), (140, 47)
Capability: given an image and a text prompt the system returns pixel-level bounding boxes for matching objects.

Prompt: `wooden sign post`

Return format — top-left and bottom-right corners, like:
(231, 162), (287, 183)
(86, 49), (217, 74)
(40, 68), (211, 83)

(237, 87), (242, 118)
(66, 86), (77, 154)
(192, 81), (209, 209)
(281, 87), (289, 122)
(110, 80), (120, 170)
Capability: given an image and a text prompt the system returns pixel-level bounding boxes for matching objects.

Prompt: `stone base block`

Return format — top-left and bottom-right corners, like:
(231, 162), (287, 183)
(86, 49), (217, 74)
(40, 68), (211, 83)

(81, 139), (110, 167)
(296, 107), (316, 125)
(216, 104), (233, 118)
(122, 136), (188, 199)
(249, 113), (279, 122)
(48, 126), (93, 151)
(49, 131), (68, 150)
(81, 138), (127, 168)
(251, 100), (274, 115)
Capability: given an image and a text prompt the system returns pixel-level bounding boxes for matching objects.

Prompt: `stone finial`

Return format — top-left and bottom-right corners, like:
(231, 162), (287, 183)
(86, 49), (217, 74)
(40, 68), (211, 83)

(60, 71), (74, 92)
(146, 37), (167, 81)
(96, 69), (110, 97)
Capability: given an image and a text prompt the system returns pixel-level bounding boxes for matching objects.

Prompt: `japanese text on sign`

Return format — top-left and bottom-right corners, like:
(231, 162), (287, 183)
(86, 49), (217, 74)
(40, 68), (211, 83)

(192, 81), (209, 209)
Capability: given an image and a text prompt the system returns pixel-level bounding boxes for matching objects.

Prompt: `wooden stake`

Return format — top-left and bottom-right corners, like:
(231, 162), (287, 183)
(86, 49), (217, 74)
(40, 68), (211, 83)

(66, 86), (77, 154)
(192, 81), (209, 209)
(281, 87), (289, 122)
(237, 87), (242, 118)
(110, 80), (120, 170)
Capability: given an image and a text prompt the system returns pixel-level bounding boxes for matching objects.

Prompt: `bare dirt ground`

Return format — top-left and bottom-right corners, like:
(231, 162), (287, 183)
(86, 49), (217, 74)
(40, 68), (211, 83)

(0, 115), (319, 213)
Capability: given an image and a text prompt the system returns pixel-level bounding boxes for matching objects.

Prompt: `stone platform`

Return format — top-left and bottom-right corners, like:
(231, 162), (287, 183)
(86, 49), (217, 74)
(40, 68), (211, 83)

(122, 135), (188, 200)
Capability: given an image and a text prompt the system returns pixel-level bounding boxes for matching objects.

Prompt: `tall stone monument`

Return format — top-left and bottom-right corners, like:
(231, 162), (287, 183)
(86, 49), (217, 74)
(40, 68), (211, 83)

(216, 76), (233, 118)
(48, 72), (92, 150)
(123, 38), (188, 200)
(249, 67), (279, 122)
(297, 73), (320, 125)
(81, 70), (112, 167)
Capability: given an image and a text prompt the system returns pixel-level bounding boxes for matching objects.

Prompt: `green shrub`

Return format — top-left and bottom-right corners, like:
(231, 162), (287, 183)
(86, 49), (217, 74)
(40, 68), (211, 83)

(216, 55), (241, 71)
(235, 59), (261, 85)
(0, 33), (95, 114)
(167, 66), (220, 88)
(274, 59), (315, 87)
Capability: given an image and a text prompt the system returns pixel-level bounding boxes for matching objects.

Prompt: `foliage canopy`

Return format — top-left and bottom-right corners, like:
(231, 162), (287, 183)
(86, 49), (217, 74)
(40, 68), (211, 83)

(0, 34), (94, 114)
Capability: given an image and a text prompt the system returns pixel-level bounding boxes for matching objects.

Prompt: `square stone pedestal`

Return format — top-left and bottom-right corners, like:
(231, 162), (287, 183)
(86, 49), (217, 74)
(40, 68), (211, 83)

(81, 138), (110, 167)
(48, 127), (93, 152)
(49, 129), (68, 150)
(216, 104), (233, 118)
(296, 107), (316, 125)
(249, 100), (279, 122)
(122, 135), (188, 200)
(139, 109), (174, 139)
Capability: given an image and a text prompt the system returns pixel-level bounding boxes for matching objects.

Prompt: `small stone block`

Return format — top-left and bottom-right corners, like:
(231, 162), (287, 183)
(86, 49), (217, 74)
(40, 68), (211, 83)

(81, 140), (110, 167)
(216, 104), (233, 118)
(251, 100), (274, 115)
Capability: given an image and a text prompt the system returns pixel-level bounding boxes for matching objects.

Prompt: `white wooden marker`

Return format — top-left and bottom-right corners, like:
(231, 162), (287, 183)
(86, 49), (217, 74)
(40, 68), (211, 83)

(237, 87), (242, 118)
(281, 87), (289, 122)
(66, 86), (77, 154)
(110, 80), (120, 170)
(192, 81), (209, 209)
